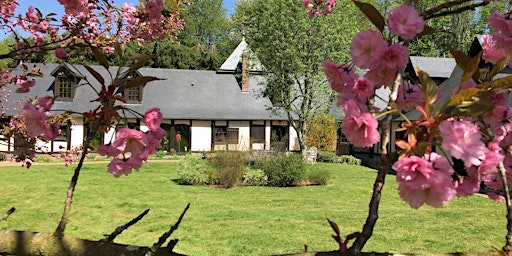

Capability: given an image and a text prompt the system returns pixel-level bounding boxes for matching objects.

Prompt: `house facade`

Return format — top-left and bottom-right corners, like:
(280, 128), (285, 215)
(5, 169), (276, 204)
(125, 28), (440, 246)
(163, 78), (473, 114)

(0, 40), (300, 154)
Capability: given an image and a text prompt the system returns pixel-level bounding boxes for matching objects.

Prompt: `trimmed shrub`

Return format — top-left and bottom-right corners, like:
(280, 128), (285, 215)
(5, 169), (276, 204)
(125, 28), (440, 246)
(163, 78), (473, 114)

(317, 151), (339, 163)
(306, 169), (331, 185)
(156, 150), (166, 158)
(177, 155), (217, 185)
(208, 151), (249, 188)
(257, 153), (307, 187)
(339, 155), (362, 165)
(0, 153), (7, 161)
(242, 168), (268, 186)
(317, 151), (362, 165)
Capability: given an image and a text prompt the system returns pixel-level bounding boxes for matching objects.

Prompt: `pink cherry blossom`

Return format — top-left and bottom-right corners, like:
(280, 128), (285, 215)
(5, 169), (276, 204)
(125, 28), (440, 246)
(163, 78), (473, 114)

(340, 100), (379, 148)
(393, 153), (456, 209)
(454, 167), (480, 197)
(144, 108), (163, 131)
(363, 63), (397, 88)
(322, 60), (357, 93)
(353, 77), (375, 98)
(381, 43), (410, 70)
(439, 118), (486, 167)
(350, 30), (388, 69)
(488, 12), (512, 35)
(20, 103), (46, 136)
(107, 156), (143, 178)
(111, 127), (148, 155)
(396, 82), (425, 111)
(387, 4), (424, 40)
(481, 34), (506, 64)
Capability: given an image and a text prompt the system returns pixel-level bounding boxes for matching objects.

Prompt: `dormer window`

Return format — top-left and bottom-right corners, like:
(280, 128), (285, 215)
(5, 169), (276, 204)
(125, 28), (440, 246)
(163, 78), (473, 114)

(50, 64), (81, 101)
(56, 72), (74, 100)
(120, 71), (144, 103)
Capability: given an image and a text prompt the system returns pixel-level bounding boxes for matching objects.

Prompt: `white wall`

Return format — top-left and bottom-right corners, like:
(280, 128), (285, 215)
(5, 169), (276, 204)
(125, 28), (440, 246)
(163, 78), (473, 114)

(70, 117), (84, 150)
(229, 120), (250, 151)
(191, 120), (211, 151)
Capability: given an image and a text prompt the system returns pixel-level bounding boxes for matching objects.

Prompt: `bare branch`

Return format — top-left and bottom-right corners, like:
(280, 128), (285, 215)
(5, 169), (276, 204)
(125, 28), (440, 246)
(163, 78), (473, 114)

(101, 209), (150, 242)
(0, 207), (15, 222)
(151, 203), (190, 252)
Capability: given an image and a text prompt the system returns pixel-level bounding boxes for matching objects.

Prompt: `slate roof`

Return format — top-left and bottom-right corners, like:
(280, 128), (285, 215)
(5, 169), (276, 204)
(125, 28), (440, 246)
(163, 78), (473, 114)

(218, 37), (263, 73)
(2, 63), (289, 121)
(407, 56), (456, 79)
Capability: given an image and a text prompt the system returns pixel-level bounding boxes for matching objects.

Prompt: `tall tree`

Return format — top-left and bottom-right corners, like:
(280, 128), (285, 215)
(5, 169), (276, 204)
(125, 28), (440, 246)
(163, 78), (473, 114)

(233, 0), (372, 152)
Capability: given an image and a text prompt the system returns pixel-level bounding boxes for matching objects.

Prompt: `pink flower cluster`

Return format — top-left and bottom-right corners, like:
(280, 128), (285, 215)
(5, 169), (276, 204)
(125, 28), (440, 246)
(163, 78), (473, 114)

(482, 12), (512, 66)
(20, 96), (60, 141)
(302, 0), (336, 17)
(98, 108), (167, 177)
(322, 4), (423, 148)
(393, 153), (456, 209)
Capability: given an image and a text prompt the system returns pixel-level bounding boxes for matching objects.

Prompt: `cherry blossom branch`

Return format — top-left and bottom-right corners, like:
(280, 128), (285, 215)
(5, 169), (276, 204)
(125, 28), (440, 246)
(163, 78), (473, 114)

(498, 161), (512, 252)
(0, 207), (15, 222)
(101, 208), (150, 242)
(349, 72), (402, 255)
(422, 0), (493, 21)
(54, 121), (99, 236)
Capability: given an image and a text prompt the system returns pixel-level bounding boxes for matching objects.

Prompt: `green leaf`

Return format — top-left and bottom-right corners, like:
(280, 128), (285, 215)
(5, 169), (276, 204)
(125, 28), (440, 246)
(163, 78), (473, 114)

(327, 218), (340, 236)
(123, 76), (162, 89)
(448, 45), (470, 70)
(448, 87), (480, 107)
(452, 91), (493, 116)
(91, 47), (109, 69)
(352, 1), (385, 32)
(486, 75), (512, 90)
(114, 42), (125, 61)
(489, 55), (512, 79)
(418, 70), (438, 105)
(84, 65), (105, 86)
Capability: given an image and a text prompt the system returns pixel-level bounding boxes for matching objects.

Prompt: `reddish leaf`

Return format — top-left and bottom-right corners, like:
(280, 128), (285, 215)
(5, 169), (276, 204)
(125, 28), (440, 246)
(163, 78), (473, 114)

(84, 65), (105, 86)
(416, 25), (436, 38)
(327, 218), (340, 236)
(353, 1), (385, 32)
(91, 47), (110, 69)
(345, 232), (361, 241)
(490, 55), (512, 79)
(124, 76), (162, 89)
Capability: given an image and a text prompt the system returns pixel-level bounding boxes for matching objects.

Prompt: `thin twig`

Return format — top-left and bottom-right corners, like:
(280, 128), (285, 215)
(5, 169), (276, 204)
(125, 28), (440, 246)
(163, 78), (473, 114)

(151, 203), (191, 252)
(424, 1), (493, 21)
(498, 162), (512, 252)
(0, 207), (15, 222)
(101, 209), (150, 242)
(54, 121), (100, 236)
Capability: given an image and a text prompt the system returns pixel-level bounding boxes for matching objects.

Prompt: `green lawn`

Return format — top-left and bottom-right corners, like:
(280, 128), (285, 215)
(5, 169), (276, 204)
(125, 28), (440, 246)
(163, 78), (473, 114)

(0, 161), (506, 255)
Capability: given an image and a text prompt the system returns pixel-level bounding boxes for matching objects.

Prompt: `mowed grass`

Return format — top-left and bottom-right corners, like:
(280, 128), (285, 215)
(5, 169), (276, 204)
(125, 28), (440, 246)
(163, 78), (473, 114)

(0, 161), (506, 255)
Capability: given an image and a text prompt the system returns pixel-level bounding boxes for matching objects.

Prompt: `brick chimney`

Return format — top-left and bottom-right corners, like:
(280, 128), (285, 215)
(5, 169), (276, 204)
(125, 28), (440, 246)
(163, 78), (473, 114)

(241, 51), (250, 92)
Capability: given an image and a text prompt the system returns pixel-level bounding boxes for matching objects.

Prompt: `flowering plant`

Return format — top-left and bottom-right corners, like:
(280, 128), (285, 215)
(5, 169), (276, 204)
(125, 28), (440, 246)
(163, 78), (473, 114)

(0, 0), (191, 254)
(307, 0), (512, 254)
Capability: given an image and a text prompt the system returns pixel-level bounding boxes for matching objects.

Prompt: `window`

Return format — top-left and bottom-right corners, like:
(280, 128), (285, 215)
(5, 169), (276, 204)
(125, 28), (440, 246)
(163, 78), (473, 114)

(125, 85), (142, 102)
(55, 123), (70, 142)
(214, 126), (227, 143)
(227, 128), (239, 144)
(55, 72), (76, 100)
(120, 72), (144, 103)
(250, 125), (265, 143)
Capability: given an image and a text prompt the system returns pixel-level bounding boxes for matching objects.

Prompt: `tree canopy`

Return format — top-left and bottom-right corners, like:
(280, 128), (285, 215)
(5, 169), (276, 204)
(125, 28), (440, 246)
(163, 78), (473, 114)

(232, 0), (372, 151)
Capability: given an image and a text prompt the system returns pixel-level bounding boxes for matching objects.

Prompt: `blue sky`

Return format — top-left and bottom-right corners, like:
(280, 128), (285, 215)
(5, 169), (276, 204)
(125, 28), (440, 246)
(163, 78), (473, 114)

(0, 1), (236, 39)
(14, 0), (236, 19)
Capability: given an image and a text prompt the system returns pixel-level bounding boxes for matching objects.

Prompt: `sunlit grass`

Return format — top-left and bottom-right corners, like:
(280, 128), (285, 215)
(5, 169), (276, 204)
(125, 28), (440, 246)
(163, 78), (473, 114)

(0, 161), (506, 255)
